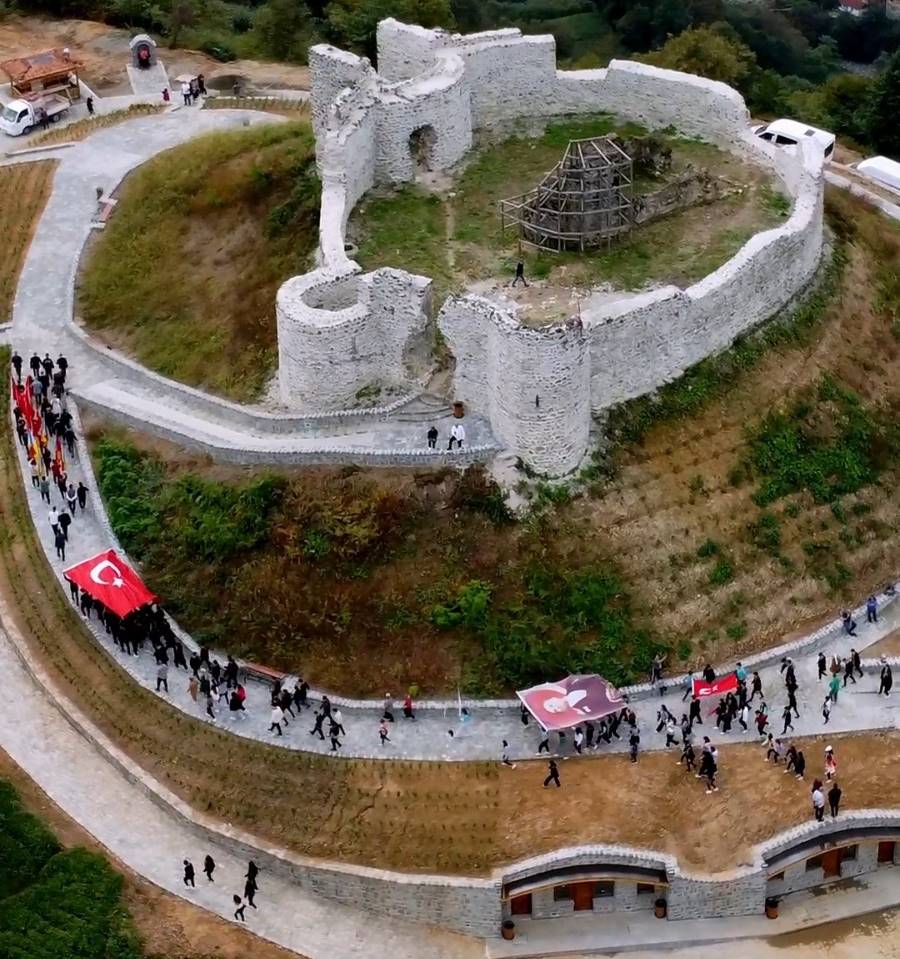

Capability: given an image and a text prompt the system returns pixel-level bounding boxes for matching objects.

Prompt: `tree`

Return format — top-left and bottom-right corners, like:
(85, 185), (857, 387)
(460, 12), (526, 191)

(326, 0), (455, 56)
(868, 51), (900, 158)
(818, 72), (873, 143)
(254, 0), (312, 61)
(168, 0), (196, 47)
(643, 25), (756, 89)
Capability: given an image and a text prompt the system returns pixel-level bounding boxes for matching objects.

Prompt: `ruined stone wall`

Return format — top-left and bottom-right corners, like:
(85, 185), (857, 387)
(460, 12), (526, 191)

(284, 20), (824, 476)
(438, 297), (591, 476)
(277, 267), (431, 410)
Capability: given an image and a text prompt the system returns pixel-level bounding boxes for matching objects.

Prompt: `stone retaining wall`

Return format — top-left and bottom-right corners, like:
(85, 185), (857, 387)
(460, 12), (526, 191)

(295, 18), (825, 476)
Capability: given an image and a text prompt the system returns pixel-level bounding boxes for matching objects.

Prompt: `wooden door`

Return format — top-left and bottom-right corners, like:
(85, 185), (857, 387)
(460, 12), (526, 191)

(510, 894), (532, 916)
(878, 841), (895, 864)
(572, 882), (594, 911)
(822, 849), (841, 878)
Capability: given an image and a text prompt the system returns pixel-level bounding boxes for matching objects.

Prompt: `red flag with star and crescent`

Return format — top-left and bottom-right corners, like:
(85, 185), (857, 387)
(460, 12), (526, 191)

(63, 549), (157, 618)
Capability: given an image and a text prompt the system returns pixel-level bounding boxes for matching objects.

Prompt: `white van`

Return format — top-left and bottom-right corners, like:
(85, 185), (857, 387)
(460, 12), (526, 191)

(855, 156), (900, 195)
(751, 119), (835, 159)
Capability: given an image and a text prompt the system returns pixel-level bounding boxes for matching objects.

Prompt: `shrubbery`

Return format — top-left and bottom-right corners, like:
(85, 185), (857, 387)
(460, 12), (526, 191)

(0, 781), (141, 959)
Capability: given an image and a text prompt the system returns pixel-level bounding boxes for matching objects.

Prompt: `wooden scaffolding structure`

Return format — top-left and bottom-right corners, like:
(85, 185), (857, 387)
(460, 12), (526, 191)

(499, 136), (633, 253)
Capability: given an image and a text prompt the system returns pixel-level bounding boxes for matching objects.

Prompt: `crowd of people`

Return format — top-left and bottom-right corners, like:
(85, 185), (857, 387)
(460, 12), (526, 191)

(11, 350), (93, 565)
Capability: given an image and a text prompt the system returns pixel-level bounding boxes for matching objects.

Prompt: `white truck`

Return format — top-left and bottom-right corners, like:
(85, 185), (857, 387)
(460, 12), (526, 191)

(0, 93), (70, 137)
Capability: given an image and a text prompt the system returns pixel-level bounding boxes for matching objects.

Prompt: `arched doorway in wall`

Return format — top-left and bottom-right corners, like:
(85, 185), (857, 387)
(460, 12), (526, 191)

(409, 125), (437, 176)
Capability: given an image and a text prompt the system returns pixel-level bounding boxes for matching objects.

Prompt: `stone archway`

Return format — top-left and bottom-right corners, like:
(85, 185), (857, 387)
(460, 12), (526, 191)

(408, 125), (437, 175)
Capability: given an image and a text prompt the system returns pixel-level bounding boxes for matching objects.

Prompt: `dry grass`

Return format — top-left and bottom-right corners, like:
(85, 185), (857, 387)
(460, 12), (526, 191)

(28, 103), (163, 147)
(203, 95), (310, 118)
(0, 160), (55, 323)
(76, 120), (318, 401)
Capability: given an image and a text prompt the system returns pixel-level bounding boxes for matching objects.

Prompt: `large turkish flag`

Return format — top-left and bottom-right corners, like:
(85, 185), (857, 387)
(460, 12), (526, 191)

(692, 672), (739, 699)
(64, 549), (156, 618)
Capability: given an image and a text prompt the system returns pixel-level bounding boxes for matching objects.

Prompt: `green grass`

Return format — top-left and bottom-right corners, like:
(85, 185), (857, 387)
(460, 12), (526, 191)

(745, 375), (900, 506)
(78, 121), (318, 402)
(0, 779), (141, 959)
(352, 115), (779, 318)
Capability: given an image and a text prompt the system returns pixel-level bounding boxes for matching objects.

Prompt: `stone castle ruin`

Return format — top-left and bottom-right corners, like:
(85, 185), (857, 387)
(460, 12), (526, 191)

(275, 18), (826, 477)
(500, 136), (634, 253)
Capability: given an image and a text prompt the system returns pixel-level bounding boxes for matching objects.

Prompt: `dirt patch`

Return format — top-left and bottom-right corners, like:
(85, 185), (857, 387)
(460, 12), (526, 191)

(0, 16), (309, 97)
(0, 751), (303, 959)
(866, 628), (900, 659)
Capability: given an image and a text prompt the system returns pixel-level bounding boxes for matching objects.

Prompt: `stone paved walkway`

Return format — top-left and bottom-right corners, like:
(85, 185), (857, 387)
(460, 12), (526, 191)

(8, 106), (497, 462)
(0, 610), (478, 959)
(10, 410), (900, 763)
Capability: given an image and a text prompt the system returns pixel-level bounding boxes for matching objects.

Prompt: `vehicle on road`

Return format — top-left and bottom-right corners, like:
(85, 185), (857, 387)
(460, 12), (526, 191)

(0, 93), (70, 136)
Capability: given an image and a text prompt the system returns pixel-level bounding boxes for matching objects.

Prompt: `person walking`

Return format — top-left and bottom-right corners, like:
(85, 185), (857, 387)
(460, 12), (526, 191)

(244, 876), (258, 909)
(824, 745), (837, 781)
(382, 695), (395, 722)
(181, 80), (191, 105)
(689, 695), (702, 727)
(205, 693), (215, 721)
(86, 95), (94, 116)
(448, 422), (465, 451)
(812, 783), (825, 822)
(781, 703), (794, 735)
(829, 672), (841, 704)
(77, 481), (88, 511)
(511, 260), (528, 287)
(822, 696), (831, 725)
(664, 720), (678, 748)
(867, 594), (878, 624)
(841, 609), (857, 636)
(269, 705), (284, 736)
(309, 708), (326, 739)
(794, 749), (806, 780)
(629, 729), (640, 763)
(680, 739), (696, 772)
(233, 895), (246, 922)
(11, 350), (22, 383)
(54, 528), (66, 561)
(879, 659), (893, 696)
(156, 662), (168, 693)
(188, 675), (199, 702)
(738, 702), (750, 732)
(501, 740), (516, 768)
(328, 719), (342, 752)
(574, 727), (585, 754)
(749, 671), (763, 702)
(65, 483), (77, 516)
(828, 780), (842, 817)
(183, 860), (195, 887)
(203, 854), (215, 882)
(851, 648), (862, 679)
(426, 426), (438, 449)
(331, 707), (345, 735)
(379, 719), (390, 745)
(817, 652), (827, 680)
(48, 506), (60, 537)
(402, 694), (415, 720)
(246, 861), (259, 886)
(543, 759), (561, 787)
(58, 510), (71, 542)
(537, 728), (550, 753)
(787, 686), (800, 718)
(843, 656), (857, 687)
(39, 475), (51, 504)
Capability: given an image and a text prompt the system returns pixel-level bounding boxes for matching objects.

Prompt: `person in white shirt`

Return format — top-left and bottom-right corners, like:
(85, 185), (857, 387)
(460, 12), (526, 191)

(449, 422), (465, 450)
(181, 81), (191, 106)
(812, 784), (825, 821)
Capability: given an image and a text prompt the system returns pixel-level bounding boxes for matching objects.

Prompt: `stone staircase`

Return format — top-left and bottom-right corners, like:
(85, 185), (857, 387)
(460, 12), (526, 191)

(73, 378), (499, 466)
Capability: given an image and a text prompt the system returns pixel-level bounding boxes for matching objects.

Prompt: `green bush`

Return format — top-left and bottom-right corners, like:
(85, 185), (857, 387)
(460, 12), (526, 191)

(746, 375), (900, 506)
(696, 538), (719, 558)
(0, 781), (142, 959)
(709, 558), (735, 587)
(747, 511), (781, 555)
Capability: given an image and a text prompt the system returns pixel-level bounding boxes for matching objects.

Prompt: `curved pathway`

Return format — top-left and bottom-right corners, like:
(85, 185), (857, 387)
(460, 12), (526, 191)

(8, 107), (497, 465)
(0, 609), (477, 959)
(9, 402), (900, 762)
